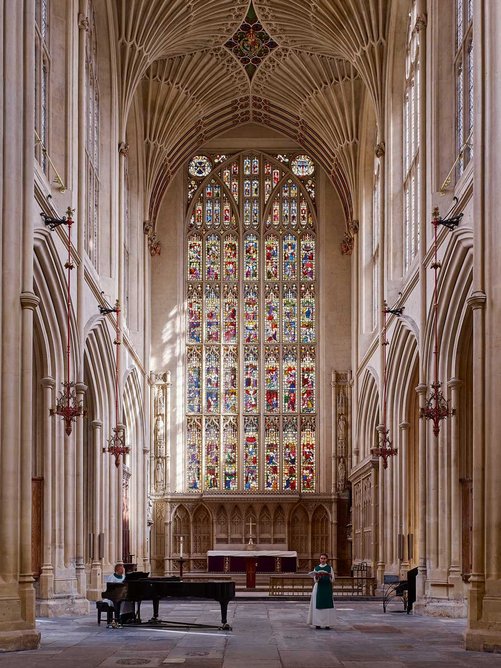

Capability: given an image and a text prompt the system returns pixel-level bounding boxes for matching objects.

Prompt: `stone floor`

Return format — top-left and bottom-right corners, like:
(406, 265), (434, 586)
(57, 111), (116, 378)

(1, 600), (501, 667)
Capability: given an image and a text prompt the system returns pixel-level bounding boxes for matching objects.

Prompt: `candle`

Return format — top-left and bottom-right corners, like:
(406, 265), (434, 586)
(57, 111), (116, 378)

(180, 536), (184, 558)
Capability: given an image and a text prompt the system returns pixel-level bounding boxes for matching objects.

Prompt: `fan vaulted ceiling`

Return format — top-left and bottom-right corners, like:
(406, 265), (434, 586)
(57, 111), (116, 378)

(114, 0), (390, 229)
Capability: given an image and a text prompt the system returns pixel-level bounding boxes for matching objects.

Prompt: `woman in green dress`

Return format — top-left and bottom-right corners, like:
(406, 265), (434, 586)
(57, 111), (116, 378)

(307, 553), (335, 629)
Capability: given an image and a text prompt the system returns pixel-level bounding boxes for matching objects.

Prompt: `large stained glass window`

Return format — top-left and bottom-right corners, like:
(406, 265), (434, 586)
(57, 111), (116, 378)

(185, 152), (317, 492)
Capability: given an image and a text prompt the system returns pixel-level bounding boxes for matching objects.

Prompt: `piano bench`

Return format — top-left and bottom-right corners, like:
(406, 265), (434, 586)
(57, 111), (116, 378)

(96, 600), (113, 625)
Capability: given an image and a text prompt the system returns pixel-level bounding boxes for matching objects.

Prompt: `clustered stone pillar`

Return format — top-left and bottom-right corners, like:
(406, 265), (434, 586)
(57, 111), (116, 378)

(331, 371), (351, 572)
(0, 0), (40, 650)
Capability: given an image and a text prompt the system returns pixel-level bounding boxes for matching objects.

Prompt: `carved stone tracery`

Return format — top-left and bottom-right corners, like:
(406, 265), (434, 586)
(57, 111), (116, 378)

(151, 372), (170, 496)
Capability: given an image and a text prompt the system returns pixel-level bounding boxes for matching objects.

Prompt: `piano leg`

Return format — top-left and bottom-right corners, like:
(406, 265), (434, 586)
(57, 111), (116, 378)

(149, 599), (160, 623)
(219, 599), (231, 630)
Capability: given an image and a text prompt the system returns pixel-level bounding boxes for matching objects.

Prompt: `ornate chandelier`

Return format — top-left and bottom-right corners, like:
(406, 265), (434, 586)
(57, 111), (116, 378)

(42, 207), (85, 435)
(99, 296), (130, 466)
(420, 207), (462, 436)
(371, 301), (401, 468)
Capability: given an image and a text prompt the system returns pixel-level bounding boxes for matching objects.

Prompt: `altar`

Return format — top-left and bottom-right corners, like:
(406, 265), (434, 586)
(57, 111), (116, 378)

(207, 550), (297, 573)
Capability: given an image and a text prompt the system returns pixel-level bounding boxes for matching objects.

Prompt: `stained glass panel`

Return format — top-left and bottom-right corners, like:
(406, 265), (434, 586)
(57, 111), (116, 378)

(301, 416), (315, 491)
(205, 199), (213, 227)
(282, 285), (297, 343)
(283, 417), (297, 490)
(272, 199), (280, 227)
(194, 199), (203, 227)
(223, 197), (233, 226)
(283, 234), (297, 280)
(244, 234), (259, 281)
(187, 235), (202, 280)
(205, 417), (219, 489)
(291, 154), (315, 177)
(188, 155), (212, 177)
(244, 346), (259, 413)
(244, 416), (259, 490)
(265, 284), (280, 343)
(205, 348), (220, 413)
(206, 234), (220, 280)
(222, 346), (238, 413)
(300, 284), (315, 343)
(187, 348), (202, 413)
(222, 416), (238, 490)
(301, 234), (315, 280)
(264, 416), (280, 491)
(205, 285), (220, 342)
(283, 348), (297, 413)
(186, 417), (202, 490)
(186, 151), (316, 492)
(223, 235), (238, 280)
(187, 284), (202, 343)
(223, 285), (238, 343)
(244, 285), (259, 343)
(265, 235), (279, 280)
(265, 347), (279, 412)
(301, 347), (315, 412)
(243, 200), (251, 226)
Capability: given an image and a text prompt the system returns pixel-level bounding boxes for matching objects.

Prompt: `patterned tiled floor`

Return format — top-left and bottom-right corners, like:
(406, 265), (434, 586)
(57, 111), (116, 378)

(1, 600), (501, 667)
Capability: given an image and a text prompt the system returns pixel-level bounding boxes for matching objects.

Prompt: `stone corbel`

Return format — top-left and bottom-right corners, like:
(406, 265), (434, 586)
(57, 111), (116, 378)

(340, 221), (359, 256)
(144, 220), (161, 256)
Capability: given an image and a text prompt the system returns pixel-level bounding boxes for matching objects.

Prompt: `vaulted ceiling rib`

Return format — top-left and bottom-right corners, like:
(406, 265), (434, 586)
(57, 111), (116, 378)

(117, 0), (390, 231)
(116, 0), (248, 125)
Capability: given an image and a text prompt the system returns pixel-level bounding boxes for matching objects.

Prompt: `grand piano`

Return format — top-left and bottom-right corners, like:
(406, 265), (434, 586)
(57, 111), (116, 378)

(102, 573), (235, 630)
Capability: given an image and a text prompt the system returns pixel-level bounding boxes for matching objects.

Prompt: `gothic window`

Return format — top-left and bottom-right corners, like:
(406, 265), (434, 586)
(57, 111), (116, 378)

(455, 0), (473, 179)
(403, 0), (420, 272)
(35, 0), (50, 174)
(185, 152), (317, 493)
(84, 2), (100, 267)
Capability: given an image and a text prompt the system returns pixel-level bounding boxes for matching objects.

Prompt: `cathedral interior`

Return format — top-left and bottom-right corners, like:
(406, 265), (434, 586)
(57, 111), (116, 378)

(2, 0), (501, 656)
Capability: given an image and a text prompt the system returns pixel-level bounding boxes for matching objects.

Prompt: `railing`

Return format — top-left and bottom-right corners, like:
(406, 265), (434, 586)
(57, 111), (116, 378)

(269, 574), (377, 598)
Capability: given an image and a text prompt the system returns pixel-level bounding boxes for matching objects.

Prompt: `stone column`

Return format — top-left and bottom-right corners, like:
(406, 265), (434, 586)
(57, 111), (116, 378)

(465, 0), (490, 650)
(376, 425), (386, 582)
(399, 422), (410, 571)
(19, 293), (39, 627)
(466, 291), (487, 644)
(415, 383), (428, 600)
(448, 378), (462, 584)
(75, 382), (87, 597)
(87, 420), (103, 599)
(0, 0), (40, 650)
(39, 377), (56, 601)
(76, 0), (88, 603)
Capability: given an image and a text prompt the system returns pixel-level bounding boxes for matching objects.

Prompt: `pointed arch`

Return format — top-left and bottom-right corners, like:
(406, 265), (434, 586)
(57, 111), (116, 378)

(258, 505), (272, 542)
(193, 504), (213, 554)
(230, 506), (244, 544)
(173, 504), (191, 555)
(356, 369), (379, 460)
(312, 504), (330, 557)
(289, 504), (308, 555)
(215, 505), (229, 542)
(272, 505), (286, 545)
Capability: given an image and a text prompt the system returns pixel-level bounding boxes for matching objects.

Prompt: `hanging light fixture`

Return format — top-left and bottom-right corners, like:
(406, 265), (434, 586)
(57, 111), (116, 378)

(371, 300), (403, 468)
(99, 296), (130, 466)
(420, 207), (462, 436)
(42, 207), (86, 435)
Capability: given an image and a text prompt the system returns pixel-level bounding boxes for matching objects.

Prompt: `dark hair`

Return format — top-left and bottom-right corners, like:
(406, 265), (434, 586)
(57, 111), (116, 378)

(320, 553), (329, 559)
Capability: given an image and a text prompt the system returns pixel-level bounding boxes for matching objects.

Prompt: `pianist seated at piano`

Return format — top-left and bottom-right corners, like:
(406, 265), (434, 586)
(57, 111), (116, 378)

(102, 563), (135, 625)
